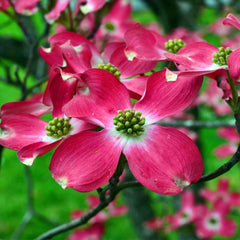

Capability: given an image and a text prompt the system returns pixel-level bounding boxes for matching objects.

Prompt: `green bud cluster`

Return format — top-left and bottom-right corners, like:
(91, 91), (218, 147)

(165, 39), (186, 53)
(113, 109), (145, 137)
(104, 22), (115, 31)
(212, 47), (232, 66)
(98, 63), (121, 79)
(45, 117), (71, 138)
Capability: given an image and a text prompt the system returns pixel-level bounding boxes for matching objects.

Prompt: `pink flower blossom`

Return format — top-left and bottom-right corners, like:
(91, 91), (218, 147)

(200, 178), (240, 207)
(166, 190), (198, 230)
(194, 200), (236, 239)
(49, 68), (203, 194)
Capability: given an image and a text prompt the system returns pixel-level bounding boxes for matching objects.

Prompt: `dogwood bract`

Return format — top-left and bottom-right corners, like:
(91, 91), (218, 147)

(49, 68), (203, 195)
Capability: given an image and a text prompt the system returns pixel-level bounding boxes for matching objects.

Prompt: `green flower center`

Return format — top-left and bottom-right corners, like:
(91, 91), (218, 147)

(212, 47), (232, 66)
(45, 117), (71, 138)
(98, 63), (121, 79)
(208, 217), (218, 225)
(113, 109), (145, 137)
(165, 39), (186, 53)
(104, 22), (115, 32)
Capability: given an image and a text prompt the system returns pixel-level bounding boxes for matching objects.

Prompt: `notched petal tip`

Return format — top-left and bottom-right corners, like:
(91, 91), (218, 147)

(56, 177), (68, 189)
(22, 157), (35, 166)
(174, 177), (191, 189)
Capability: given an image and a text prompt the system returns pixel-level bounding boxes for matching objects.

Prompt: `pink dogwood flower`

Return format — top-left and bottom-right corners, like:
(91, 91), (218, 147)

(200, 178), (240, 207)
(49, 68), (203, 194)
(166, 190), (198, 230)
(194, 200), (236, 239)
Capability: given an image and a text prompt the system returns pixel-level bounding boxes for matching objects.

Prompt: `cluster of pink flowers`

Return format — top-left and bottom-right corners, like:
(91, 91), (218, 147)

(146, 177), (240, 239)
(67, 194), (127, 240)
(1, 0), (240, 196)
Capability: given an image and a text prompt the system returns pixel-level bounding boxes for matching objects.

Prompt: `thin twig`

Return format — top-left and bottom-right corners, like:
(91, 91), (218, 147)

(34, 181), (141, 240)
(156, 119), (235, 128)
(198, 144), (240, 182)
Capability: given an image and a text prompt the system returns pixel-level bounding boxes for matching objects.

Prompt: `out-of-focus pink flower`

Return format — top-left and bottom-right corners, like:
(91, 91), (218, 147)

(0, 0), (10, 10)
(74, 0), (106, 15)
(196, 79), (232, 116)
(194, 200), (236, 239)
(214, 127), (239, 159)
(223, 34), (240, 50)
(209, 18), (232, 36)
(223, 13), (240, 31)
(145, 218), (164, 230)
(166, 190), (198, 231)
(95, 0), (136, 42)
(67, 222), (104, 240)
(200, 178), (240, 207)
(49, 68), (203, 194)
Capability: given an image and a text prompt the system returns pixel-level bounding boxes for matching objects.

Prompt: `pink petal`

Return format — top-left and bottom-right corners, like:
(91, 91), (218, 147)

(63, 69), (131, 127)
(14, 0), (40, 15)
(217, 127), (239, 142)
(228, 48), (240, 78)
(123, 124), (203, 195)
(218, 178), (229, 192)
(199, 189), (217, 202)
(45, 0), (71, 24)
(165, 42), (219, 69)
(134, 69), (203, 123)
(223, 13), (240, 30)
(105, 42), (156, 78)
(17, 140), (62, 166)
(214, 144), (236, 158)
(122, 75), (149, 99)
(0, 100), (51, 117)
(230, 193), (240, 206)
(181, 190), (195, 207)
(0, 114), (48, 150)
(48, 73), (77, 118)
(75, 0), (106, 14)
(49, 129), (123, 192)
(219, 219), (237, 237)
(124, 24), (167, 61)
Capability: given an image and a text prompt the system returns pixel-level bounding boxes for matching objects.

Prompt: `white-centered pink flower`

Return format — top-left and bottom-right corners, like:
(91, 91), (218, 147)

(166, 190), (198, 231)
(49, 68), (203, 194)
(194, 200), (236, 239)
(200, 178), (240, 207)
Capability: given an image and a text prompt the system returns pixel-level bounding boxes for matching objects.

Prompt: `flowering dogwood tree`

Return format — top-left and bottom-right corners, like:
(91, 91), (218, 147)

(0, 0), (240, 239)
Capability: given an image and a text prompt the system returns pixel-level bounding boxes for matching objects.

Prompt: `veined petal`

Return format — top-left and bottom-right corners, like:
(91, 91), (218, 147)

(17, 140), (62, 166)
(124, 23), (167, 61)
(223, 13), (240, 30)
(63, 69), (132, 127)
(106, 43), (156, 78)
(134, 69), (203, 124)
(49, 129), (123, 192)
(0, 114), (48, 150)
(0, 101), (51, 117)
(123, 124), (202, 195)
(228, 48), (240, 78)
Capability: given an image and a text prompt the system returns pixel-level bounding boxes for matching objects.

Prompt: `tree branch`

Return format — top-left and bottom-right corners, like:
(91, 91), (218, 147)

(198, 144), (240, 182)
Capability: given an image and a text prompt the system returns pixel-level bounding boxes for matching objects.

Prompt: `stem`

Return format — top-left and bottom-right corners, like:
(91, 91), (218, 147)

(34, 181), (141, 240)
(226, 69), (238, 109)
(156, 119), (235, 128)
(198, 144), (240, 182)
